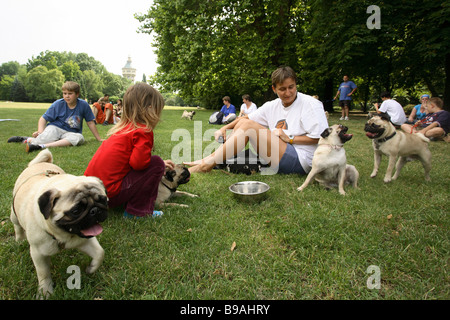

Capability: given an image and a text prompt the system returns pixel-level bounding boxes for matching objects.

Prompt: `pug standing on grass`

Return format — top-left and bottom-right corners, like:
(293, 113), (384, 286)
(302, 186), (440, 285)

(364, 113), (431, 183)
(10, 149), (108, 298)
(297, 124), (359, 195)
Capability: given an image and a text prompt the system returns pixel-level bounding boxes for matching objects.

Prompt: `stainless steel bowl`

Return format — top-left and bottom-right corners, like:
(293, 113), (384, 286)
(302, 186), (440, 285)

(229, 181), (270, 202)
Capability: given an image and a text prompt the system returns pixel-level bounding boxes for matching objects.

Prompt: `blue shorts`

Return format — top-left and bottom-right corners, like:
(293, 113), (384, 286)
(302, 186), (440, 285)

(278, 143), (306, 175)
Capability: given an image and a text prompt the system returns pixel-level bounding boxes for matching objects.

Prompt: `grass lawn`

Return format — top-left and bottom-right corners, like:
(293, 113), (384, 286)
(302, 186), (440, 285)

(0, 101), (448, 300)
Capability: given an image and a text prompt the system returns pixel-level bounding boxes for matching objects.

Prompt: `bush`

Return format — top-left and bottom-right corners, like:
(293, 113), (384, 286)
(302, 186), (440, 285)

(403, 104), (416, 115)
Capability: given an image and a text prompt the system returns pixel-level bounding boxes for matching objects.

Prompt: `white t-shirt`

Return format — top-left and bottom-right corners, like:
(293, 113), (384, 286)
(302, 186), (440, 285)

(240, 102), (258, 115)
(248, 92), (329, 172)
(379, 99), (407, 125)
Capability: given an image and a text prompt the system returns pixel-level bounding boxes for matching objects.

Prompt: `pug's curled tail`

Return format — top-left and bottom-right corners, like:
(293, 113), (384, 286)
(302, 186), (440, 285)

(415, 133), (430, 143)
(28, 149), (53, 167)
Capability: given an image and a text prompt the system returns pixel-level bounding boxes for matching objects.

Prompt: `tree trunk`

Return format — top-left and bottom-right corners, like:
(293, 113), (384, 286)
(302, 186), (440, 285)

(444, 52), (450, 111)
(323, 78), (334, 113)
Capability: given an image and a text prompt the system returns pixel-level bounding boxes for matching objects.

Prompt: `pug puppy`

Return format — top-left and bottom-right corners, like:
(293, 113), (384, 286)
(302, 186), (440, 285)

(297, 124), (359, 195)
(181, 110), (196, 120)
(10, 149), (108, 298)
(364, 113), (431, 183)
(156, 164), (198, 207)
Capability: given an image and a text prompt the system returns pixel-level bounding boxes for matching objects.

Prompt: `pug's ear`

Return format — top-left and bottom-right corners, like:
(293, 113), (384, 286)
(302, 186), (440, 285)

(38, 189), (61, 219)
(321, 128), (331, 139)
(378, 112), (391, 122)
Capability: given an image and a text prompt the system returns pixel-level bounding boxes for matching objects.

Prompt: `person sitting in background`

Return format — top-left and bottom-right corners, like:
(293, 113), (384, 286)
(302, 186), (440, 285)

(220, 96), (237, 124)
(7, 81), (103, 152)
(406, 94), (430, 124)
(92, 97), (113, 125)
(185, 66), (329, 175)
(374, 91), (407, 127)
(114, 99), (123, 124)
(401, 97), (450, 141)
(238, 94), (257, 117)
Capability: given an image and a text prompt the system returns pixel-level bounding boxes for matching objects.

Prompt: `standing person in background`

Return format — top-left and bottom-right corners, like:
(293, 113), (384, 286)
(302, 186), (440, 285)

(334, 75), (357, 120)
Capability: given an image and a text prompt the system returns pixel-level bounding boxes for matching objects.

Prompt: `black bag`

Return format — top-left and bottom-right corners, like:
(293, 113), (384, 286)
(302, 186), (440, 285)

(214, 149), (269, 175)
(209, 111), (224, 124)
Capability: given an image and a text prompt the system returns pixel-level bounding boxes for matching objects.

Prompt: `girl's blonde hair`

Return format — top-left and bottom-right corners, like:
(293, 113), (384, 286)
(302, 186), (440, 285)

(107, 83), (164, 136)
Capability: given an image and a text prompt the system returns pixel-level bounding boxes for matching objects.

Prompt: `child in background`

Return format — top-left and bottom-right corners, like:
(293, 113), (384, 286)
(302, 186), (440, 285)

(7, 81), (103, 152)
(85, 83), (175, 218)
(401, 97), (450, 141)
(92, 97), (114, 125)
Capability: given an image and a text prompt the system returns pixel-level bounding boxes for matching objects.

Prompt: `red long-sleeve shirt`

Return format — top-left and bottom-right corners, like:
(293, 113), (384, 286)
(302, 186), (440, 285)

(85, 124), (154, 198)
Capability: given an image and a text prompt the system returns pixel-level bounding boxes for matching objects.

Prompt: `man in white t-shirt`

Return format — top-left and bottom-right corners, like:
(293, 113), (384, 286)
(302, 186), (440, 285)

(185, 66), (329, 174)
(374, 91), (407, 126)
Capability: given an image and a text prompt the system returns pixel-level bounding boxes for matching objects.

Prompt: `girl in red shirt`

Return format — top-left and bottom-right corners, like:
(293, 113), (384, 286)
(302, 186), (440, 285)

(85, 83), (174, 217)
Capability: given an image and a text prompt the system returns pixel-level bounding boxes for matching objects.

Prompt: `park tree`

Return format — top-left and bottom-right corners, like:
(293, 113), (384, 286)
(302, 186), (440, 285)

(23, 51), (130, 101)
(0, 75), (14, 100)
(137, 0), (307, 108)
(302, 0), (449, 110)
(0, 61), (20, 79)
(59, 60), (82, 82)
(82, 69), (103, 101)
(24, 66), (65, 102)
(11, 76), (28, 102)
(137, 0), (449, 110)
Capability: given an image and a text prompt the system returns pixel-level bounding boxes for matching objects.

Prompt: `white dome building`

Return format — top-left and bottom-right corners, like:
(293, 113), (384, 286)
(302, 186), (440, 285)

(122, 56), (136, 82)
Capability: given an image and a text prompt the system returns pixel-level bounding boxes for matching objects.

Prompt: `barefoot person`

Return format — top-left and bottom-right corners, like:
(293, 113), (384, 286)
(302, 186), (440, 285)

(185, 66), (329, 175)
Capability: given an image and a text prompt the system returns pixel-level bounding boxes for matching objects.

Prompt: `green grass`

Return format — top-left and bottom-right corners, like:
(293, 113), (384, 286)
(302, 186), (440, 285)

(0, 101), (448, 300)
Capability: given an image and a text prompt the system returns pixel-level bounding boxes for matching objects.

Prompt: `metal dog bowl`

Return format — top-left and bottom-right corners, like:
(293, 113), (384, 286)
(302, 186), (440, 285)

(229, 181), (270, 202)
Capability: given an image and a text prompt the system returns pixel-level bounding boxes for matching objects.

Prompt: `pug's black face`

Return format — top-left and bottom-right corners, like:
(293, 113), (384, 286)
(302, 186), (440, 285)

(364, 116), (388, 139)
(38, 186), (108, 239)
(337, 125), (353, 142)
(57, 195), (108, 238)
(321, 125), (353, 143)
(163, 165), (191, 186)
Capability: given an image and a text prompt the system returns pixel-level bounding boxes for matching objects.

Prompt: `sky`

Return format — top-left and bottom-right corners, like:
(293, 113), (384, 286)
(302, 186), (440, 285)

(0, 0), (158, 79)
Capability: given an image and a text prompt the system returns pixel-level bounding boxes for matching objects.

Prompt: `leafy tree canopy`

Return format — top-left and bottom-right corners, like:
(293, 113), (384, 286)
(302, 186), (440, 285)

(137, 0), (449, 110)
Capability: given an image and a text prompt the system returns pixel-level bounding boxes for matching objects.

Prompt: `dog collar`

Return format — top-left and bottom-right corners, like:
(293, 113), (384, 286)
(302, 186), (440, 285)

(376, 131), (397, 143)
(161, 181), (177, 193)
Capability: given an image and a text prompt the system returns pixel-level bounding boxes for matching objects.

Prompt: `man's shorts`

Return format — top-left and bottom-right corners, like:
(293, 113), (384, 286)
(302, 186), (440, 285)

(29, 125), (85, 146)
(278, 143), (306, 175)
(339, 100), (351, 108)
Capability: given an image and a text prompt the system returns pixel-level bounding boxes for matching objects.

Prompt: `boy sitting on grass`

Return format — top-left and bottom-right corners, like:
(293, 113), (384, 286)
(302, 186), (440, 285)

(7, 81), (103, 152)
(401, 97), (450, 142)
